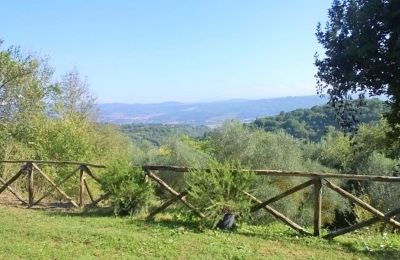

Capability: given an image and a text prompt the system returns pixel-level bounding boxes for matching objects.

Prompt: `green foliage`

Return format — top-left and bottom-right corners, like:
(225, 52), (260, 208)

(185, 161), (256, 228)
(0, 42), (137, 199)
(315, 0), (400, 137)
(145, 137), (211, 192)
(207, 120), (330, 173)
(251, 99), (385, 141)
(0, 44), (52, 123)
(121, 123), (209, 146)
(358, 152), (400, 214)
(197, 121), (346, 227)
(304, 120), (397, 173)
(51, 70), (97, 120)
(151, 137), (211, 168)
(101, 159), (157, 215)
(317, 127), (352, 170)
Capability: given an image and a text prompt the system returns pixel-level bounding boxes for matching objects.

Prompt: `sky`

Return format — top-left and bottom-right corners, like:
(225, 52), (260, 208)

(0, 1), (333, 103)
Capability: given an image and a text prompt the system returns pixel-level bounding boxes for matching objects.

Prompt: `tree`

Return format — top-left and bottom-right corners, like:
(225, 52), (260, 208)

(315, 0), (400, 136)
(0, 41), (52, 122)
(185, 160), (256, 229)
(51, 69), (97, 120)
(0, 41), (54, 164)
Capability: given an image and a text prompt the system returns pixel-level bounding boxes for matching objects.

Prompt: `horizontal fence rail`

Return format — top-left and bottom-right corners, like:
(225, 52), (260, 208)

(143, 165), (400, 239)
(143, 165), (400, 182)
(0, 160), (106, 168)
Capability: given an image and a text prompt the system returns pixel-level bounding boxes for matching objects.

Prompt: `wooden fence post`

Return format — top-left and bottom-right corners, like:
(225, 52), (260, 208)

(27, 162), (34, 207)
(79, 165), (85, 207)
(313, 178), (323, 236)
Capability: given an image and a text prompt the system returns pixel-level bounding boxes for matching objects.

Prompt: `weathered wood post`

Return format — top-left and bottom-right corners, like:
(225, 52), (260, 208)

(79, 165), (85, 207)
(313, 178), (323, 236)
(27, 162), (34, 207)
(84, 178), (95, 203)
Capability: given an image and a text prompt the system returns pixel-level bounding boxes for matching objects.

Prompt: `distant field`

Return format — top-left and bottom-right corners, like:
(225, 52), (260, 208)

(0, 205), (399, 259)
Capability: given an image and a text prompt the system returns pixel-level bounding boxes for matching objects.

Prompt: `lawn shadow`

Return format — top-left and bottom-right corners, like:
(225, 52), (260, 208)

(39, 205), (115, 218)
(236, 225), (307, 241)
(237, 225), (400, 260)
(145, 217), (202, 232)
(330, 239), (400, 260)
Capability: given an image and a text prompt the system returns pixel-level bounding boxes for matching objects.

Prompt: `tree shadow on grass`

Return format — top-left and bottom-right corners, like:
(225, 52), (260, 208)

(144, 217), (202, 232)
(32, 205), (400, 259)
(141, 216), (400, 259)
(236, 226), (306, 242)
(237, 226), (400, 260)
(330, 240), (400, 260)
(40, 206), (115, 218)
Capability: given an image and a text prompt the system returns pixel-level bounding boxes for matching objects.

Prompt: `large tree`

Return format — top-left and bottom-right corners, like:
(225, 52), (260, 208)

(315, 0), (400, 136)
(0, 40), (52, 122)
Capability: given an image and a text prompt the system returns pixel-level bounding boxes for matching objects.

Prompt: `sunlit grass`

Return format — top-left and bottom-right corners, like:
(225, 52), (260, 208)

(0, 205), (399, 259)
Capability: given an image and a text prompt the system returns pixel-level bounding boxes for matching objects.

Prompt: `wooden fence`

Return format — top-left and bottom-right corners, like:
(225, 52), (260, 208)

(143, 165), (400, 239)
(1, 160), (400, 239)
(0, 160), (109, 208)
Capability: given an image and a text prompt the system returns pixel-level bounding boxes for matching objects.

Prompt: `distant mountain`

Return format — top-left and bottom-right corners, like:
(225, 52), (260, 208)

(99, 95), (327, 126)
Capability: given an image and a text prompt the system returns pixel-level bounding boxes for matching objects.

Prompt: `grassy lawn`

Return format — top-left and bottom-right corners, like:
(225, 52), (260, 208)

(0, 205), (399, 259)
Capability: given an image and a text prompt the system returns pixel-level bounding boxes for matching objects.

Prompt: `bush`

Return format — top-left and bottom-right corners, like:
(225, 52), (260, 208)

(102, 159), (158, 216)
(146, 137), (211, 194)
(359, 152), (400, 213)
(185, 161), (256, 229)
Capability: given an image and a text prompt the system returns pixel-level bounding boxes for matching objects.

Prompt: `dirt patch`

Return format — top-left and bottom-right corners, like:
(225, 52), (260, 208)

(0, 192), (25, 206)
(0, 191), (75, 211)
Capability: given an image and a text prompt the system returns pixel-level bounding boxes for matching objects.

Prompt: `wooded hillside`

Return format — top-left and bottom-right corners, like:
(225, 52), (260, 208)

(251, 99), (385, 141)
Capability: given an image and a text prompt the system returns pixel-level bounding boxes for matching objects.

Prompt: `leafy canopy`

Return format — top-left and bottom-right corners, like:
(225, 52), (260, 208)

(315, 0), (400, 136)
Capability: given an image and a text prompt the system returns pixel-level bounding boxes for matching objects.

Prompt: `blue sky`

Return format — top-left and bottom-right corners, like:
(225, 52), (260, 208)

(1, 1), (332, 103)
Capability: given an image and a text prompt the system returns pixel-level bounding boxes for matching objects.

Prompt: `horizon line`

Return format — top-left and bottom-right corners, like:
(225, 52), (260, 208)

(99, 94), (325, 105)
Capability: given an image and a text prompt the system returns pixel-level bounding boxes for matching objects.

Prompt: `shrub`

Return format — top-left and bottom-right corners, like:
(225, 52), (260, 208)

(102, 159), (157, 216)
(185, 161), (256, 229)
(360, 152), (400, 213)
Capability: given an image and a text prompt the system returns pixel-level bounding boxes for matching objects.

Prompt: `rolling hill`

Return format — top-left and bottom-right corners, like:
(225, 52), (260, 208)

(100, 95), (327, 125)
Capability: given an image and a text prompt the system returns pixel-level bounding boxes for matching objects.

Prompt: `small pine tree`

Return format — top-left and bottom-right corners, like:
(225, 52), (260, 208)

(102, 159), (158, 216)
(185, 160), (256, 229)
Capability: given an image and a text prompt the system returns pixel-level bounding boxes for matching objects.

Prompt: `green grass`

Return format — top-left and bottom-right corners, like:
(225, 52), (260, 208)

(0, 205), (399, 259)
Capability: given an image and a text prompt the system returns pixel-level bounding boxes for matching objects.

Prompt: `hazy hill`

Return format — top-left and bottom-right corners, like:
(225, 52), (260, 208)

(100, 95), (327, 125)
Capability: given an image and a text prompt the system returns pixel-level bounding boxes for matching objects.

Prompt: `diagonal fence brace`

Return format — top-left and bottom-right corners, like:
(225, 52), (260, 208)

(325, 206), (400, 239)
(144, 168), (205, 218)
(32, 165), (80, 207)
(251, 179), (315, 212)
(244, 191), (311, 235)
